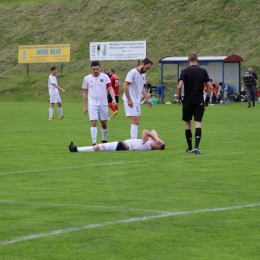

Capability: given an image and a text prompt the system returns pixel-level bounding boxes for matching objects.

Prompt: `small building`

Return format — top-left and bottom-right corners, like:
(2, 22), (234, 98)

(158, 55), (243, 103)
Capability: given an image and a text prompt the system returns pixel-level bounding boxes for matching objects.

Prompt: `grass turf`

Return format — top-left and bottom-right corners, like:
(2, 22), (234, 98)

(0, 101), (259, 259)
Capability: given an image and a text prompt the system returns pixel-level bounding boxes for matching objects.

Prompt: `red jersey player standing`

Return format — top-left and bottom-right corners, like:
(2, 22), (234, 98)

(108, 69), (120, 117)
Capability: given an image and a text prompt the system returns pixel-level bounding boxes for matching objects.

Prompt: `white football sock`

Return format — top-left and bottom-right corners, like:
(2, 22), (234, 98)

(58, 107), (62, 116)
(130, 124), (138, 139)
(49, 108), (53, 118)
(101, 128), (108, 141)
(77, 146), (94, 152)
(91, 127), (97, 144)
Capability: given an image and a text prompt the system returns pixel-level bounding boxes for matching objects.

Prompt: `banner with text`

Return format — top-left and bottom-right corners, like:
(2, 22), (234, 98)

(90, 41), (146, 61)
(18, 44), (70, 63)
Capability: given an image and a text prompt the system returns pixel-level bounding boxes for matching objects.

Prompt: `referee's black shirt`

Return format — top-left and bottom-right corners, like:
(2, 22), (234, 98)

(180, 65), (210, 96)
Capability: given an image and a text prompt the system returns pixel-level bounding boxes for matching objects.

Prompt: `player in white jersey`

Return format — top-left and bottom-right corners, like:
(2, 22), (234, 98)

(122, 58), (153, 139)
(82, 61), (117, 145)
(69, 129), (165, 152)
(48, 66), (66, 120)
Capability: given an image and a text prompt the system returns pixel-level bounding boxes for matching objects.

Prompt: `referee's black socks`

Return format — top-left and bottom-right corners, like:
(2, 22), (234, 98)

(185, 129), (192, 150)
(195, 128), (202, 149)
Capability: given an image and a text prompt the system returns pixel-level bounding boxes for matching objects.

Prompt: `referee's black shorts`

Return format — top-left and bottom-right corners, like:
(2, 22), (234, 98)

(182, 96), (204, 122)
(108, 94), (119, 103)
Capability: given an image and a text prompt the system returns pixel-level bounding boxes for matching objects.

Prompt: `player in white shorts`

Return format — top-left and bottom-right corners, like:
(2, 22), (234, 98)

(69, 129), (165, 152)
(48, 66), (66, 120)
(122, 58), (153, 139)
(82, 61), (116, 145)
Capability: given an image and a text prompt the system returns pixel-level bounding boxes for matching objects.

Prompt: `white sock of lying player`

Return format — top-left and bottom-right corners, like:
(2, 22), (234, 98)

(77, 141), (118, 152)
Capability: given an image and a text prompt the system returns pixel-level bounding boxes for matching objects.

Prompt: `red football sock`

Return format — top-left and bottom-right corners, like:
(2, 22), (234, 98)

(115, 104), (118, 111)
(108, 103), (116, 112)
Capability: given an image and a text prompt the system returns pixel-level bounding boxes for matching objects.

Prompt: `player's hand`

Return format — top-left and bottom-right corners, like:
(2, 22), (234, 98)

(177, 99), (182, 105)
(83, 108), (88, 115)
(156, 139), (164, 145)
(128, 99), (133, 107)
(204, 102), (209, 107)
(147, 100), (153, 107)
(112, 100), (117, 106)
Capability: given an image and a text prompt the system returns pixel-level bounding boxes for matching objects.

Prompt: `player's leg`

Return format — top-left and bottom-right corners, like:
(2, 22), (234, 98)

(182, 97), (193, 152)
(57, 93), (65, 119)
(246, 88), (251, 107)
(193, 97), (204, 154)
(99, 105), (110, 143)
(124, 101), (141, 139)
(49, 95), (55, 120)
(251, 88), (255, 107)
(89, 105), (99, 145)
(108, 94), (116, 113)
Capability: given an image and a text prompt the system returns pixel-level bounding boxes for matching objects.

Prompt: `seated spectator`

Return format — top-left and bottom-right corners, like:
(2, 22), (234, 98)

(140, 79), (152, 104)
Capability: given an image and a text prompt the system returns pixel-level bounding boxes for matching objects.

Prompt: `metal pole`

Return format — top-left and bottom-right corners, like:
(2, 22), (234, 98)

(61, 62), (63, 76)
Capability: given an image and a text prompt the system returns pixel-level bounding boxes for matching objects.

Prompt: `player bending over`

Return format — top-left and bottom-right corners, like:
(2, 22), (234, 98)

(69, 129), (165, 152)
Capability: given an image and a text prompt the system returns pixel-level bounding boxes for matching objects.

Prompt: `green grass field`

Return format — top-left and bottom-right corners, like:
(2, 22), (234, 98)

(0, 101), (260, 259)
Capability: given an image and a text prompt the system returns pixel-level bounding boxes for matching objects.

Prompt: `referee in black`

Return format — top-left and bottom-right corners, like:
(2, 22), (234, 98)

(177, 52), (212, 154)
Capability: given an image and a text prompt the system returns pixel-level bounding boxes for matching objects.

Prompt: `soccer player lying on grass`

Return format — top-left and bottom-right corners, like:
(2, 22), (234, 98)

(69, 129), (165, 152)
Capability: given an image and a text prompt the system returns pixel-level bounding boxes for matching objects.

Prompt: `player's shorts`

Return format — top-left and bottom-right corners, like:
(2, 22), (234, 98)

(88, 105), (110, 121)
(124, 101), (141, 117)
(108, 94), (119, 103)
(182, 96), (204, 122)
(50, 93), (61, 103)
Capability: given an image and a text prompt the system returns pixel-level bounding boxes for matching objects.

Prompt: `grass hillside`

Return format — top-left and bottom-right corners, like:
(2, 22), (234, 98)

(0, 0), (260, 101)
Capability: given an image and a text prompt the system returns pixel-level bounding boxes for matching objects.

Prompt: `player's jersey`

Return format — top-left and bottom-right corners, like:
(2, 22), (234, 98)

(48, 75), (58, 95)
(82, 73), (111, 105)
(110, 74), (120, 96)
(122, 68), (146, 103)
(125, 139), (152, 151)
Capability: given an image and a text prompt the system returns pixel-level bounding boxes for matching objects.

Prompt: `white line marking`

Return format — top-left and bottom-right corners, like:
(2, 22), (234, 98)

(1, 203), (259, 246)
(0, 161), (140, 176)
(0, 200), (168, 214)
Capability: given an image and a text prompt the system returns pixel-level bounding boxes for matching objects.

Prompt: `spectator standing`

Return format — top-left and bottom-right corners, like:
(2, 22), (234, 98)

(248, 68), (258, 93)
(242, 71), (257, 108)
(108, 69), (120, 117)
(177, 52), (211, 155)
(82, 61), (116, 145)
(144, 79), (152, 96)
(122, 58), (153, 139)
(48, 66), (66, 120)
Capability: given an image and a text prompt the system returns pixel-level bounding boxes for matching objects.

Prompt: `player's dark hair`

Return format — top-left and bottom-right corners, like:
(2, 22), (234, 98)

(160, 144), (165, 150)
(188, 52), (198, 62)
(50, 66), (56, 71)
(91, 61), (100, 67)
(142, 57), (153, 66)
(110, 68), (115, 73)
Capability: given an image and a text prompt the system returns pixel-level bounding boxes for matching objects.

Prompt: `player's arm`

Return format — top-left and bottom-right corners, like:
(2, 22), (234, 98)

(177, 80), (184, 103)
(123, 81), (133, 107)
(142, 129), (164, 145)
(142, 87), (152, 107)
(108, 86), (116, 106)
(204, 81), (212, 106)
(82, 89), (88, 114)
(53, 83), (65, 93)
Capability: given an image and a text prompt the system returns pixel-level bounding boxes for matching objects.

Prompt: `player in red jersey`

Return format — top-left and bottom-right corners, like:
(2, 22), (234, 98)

(108, 69), (120, 117)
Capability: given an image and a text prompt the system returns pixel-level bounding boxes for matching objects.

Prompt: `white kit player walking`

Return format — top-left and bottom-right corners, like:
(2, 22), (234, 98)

(48, 66), (66, 120)
(69, 129), (165, 152)
(82, 61), (117, 145)
(122, 58), (153, 139)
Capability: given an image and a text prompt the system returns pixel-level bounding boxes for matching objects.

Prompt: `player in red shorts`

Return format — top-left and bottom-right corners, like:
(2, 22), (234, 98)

(108, 69), (120, 117)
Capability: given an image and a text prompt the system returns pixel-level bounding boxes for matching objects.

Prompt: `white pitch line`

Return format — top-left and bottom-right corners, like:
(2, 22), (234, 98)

(1, 203), (260, 246)
(0, 161), (140, 176)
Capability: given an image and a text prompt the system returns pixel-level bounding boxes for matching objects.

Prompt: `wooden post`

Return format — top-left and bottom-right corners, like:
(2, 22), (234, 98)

(61, 62), (63, 76)
(27, 63), (29, 75)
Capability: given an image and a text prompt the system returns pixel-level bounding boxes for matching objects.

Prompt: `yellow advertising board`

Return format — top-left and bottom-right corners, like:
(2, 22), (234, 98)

(18, 44), (70, 63)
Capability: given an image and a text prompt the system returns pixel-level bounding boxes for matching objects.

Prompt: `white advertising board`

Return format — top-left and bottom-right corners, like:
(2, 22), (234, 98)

(90, 41), (146, 61)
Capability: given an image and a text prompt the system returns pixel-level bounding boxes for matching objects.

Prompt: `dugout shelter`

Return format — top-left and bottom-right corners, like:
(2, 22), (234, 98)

(158, 55), (243, 103)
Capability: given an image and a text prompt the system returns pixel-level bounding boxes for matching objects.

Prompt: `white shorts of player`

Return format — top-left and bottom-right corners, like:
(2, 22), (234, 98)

(123, 101), (141, 117)
(98, 141), (118, 151)
(88, 105), (110, 121)
(50, 93), (61, 103)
